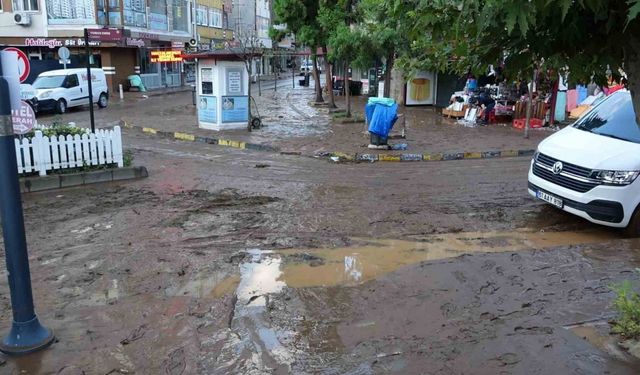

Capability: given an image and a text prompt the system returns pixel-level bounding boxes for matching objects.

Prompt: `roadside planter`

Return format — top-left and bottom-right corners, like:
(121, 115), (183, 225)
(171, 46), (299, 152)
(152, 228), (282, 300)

(15, 125), (124, 176)
(184, 50), (251, 131)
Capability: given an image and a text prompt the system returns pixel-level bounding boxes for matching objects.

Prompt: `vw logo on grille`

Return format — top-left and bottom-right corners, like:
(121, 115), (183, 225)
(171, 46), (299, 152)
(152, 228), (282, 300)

(552, 161), (563, 175)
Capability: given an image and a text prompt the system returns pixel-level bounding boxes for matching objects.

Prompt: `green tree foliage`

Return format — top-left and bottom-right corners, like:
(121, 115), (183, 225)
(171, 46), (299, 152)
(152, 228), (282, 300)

(398, 0), (640, 120)
(272, 0), (325, 102)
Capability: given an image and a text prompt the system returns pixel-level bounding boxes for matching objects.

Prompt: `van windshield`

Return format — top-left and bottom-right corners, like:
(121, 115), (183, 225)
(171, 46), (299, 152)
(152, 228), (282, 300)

(33, 76), (66, 89)
(573, 91), (640, 144)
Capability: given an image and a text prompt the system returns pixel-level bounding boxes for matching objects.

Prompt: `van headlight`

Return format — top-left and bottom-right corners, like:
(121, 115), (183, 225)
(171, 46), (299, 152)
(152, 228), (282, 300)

(591, 170), (640, 185)
(39, 91), (52, 99)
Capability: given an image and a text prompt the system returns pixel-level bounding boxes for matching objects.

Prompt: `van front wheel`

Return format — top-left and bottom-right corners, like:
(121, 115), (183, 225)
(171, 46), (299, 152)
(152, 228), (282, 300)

(56, 99), (67, 114)
(98, 93), (108, 108)
(624, 204), (640, 237)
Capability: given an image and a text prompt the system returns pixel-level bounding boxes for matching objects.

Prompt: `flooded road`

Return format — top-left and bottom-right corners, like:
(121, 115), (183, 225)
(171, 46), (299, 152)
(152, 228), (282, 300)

(1, 132), (639, 374)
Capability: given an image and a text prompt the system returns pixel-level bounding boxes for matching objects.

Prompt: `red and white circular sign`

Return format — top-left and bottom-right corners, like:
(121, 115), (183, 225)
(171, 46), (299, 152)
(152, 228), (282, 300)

(11, 101), (36, 135)
(3, 47), (30, 83)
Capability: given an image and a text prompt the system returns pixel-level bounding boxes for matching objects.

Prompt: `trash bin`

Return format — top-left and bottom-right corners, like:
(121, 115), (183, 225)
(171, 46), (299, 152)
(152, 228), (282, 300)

(365, 98), (398, 146)
(349, 80), (363, 96)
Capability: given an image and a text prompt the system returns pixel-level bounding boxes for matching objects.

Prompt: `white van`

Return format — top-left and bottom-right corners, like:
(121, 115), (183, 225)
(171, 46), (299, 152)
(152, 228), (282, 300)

(31, 68), (109, 114)
(528, 90), (640, 235)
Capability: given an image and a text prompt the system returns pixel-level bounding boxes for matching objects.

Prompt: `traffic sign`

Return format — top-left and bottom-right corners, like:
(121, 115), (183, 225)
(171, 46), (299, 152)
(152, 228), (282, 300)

(58, 46), (70, 60)
(3, 47), (30, 83)
(11, 100), (36, 135)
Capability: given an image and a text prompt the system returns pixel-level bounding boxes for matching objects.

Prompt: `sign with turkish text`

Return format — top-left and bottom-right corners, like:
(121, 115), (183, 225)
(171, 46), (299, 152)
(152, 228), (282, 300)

(125, 38), (146, 48)
(226, 68), (243, 95)
(11, 101), (36, 135)
(24, 38), (100, 48)
(3, 47), (30, 83)
(171, 41), (185, 49)
(150, 50), (183, 63)
(87, 28), (122, 42)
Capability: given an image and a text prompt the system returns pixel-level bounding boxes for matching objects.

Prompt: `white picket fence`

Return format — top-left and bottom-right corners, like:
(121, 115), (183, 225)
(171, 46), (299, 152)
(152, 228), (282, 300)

(15, 126), (123, 176)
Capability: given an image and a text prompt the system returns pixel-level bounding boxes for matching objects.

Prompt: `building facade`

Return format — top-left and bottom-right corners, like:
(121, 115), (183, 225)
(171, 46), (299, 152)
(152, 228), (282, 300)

(195, 0), (233, 51)
(229, 0), (272, 77)
(0, 0), (197, 92)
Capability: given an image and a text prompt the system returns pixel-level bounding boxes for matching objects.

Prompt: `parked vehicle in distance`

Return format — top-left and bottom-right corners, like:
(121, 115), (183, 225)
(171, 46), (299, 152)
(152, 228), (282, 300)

(299, 61), (320, 76)
(528, 90), (640, 235)
(29, 68), (109, 114)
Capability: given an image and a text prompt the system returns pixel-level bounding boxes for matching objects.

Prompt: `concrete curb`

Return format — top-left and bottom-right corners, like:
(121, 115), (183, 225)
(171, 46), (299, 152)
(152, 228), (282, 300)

(20, 166), (149, 193)
(121, 121), (536, 163)
(122, 120), (281, 153)
(321, 149), (535, 163)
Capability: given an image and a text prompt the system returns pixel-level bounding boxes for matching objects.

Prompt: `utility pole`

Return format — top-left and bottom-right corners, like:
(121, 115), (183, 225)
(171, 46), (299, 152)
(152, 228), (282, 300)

(84, 28), (96, 133)
(0, 51), (54, 355)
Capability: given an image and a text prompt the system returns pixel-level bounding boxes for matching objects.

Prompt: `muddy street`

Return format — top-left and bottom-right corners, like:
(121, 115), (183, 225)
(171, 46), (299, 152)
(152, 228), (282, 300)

(0, 123), (638, 373)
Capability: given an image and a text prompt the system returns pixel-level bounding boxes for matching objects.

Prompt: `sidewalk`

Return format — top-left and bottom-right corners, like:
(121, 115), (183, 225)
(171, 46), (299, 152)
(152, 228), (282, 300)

(119, 83), (550, 158)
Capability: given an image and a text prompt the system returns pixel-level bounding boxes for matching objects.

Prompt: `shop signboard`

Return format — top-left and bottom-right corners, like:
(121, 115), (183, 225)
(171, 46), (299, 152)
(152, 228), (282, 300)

(87, 28), (122, 42)
(198, 96), (217, 123)
(46, 0), (96, 25)
(171, 41), (185, 50)
(24, 38), (101, 48)
(125, 38), (146, 48)
(221, 96), (248, 123)
(405, 71), (436, 106)
(150, 50), (183, 63)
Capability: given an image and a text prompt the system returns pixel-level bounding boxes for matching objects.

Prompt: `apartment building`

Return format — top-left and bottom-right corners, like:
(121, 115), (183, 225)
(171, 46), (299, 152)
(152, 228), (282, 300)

(195, 0), (233, 50)
(229, 0), (272, 77)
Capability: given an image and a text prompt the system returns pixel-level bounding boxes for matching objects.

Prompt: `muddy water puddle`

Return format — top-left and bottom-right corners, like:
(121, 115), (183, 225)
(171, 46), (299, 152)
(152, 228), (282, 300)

(277, 229), (615, 288)
(214, 228), (617, 371)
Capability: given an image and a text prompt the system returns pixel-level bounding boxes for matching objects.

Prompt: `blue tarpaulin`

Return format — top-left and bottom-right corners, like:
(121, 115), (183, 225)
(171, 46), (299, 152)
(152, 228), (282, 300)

(366, 98), (398, 137)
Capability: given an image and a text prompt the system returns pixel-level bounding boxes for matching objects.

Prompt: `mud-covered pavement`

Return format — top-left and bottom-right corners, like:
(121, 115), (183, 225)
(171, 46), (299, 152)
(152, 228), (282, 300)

(2, 111), (640, 373)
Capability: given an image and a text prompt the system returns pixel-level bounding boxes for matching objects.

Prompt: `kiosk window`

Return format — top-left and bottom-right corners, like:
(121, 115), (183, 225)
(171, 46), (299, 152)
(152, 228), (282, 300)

(201, 68), (213, 94)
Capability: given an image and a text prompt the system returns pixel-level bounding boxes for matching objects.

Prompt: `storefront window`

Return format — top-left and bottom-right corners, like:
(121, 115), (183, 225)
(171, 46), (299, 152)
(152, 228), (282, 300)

(148, 0), (168, 31)
(124, 0), (146, 28)
(13, 0), (38, 11)
(139, 49), (158, 74)
(172, 0), (189, 32)
(97, 0), (122, 26)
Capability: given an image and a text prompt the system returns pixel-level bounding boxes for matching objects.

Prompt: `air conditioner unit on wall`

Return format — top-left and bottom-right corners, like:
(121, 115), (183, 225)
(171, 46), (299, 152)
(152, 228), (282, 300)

(14, 13), (31, 26)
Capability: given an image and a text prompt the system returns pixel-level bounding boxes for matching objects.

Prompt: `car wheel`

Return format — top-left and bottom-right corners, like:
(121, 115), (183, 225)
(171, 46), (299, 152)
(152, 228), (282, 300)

(624, 204), (640, 237)
(98, 93), (108, 108)
(56, 99), (67, 114)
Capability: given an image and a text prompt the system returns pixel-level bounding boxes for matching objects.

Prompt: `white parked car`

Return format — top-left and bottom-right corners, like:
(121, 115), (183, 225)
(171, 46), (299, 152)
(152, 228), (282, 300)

(299, 61), (320, 75)
(528, 90), (640, 235)
(31, 68), (109, 114)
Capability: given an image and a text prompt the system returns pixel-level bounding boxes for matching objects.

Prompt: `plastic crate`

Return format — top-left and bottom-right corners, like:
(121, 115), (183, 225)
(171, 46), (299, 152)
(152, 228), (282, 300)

(513, 118), (543, 129)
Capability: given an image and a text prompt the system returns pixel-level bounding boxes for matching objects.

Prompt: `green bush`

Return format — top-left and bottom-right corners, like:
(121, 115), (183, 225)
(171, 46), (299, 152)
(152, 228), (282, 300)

(24, 123), (89, 139)
(611, 280), (640, 339)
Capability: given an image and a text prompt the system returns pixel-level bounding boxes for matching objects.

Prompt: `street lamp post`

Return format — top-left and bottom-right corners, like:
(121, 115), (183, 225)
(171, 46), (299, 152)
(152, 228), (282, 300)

(0, 51), (54, 355)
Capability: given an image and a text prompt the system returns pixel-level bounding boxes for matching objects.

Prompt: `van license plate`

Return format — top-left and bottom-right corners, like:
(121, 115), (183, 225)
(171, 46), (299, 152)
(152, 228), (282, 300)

(537, 190), (563, 208)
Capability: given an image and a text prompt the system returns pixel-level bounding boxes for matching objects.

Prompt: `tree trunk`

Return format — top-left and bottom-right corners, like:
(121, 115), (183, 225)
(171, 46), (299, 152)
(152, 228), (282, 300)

(524, 67), (537, 139)
(625, 33), (640, 125)
(312, 53), (323, 103)
(323, 46), (335, 108)
(383, 52), (394, 98)
(247, 64), (252, 132)
(345, 62), (351, 117)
